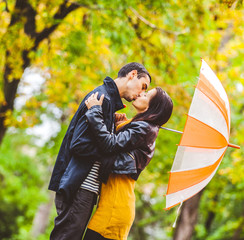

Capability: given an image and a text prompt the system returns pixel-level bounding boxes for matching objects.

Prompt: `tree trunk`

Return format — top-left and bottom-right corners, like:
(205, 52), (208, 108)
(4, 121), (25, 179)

(130, 196), (151, 240)
(173, 191), (203, 240)
(232, 207), (244, 240)
(31, 192), (55, 238)
(0, 0), (80, 145)
(0, 58), (22, 144)
(205, 194), (218, 231)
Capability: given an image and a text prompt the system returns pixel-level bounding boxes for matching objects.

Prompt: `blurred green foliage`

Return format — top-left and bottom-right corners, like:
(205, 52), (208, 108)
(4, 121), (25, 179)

(0, 132), (47, 239)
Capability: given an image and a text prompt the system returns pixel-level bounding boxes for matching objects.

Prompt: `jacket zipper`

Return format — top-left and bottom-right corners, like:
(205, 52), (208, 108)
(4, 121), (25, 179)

(127, 152), (135, 160)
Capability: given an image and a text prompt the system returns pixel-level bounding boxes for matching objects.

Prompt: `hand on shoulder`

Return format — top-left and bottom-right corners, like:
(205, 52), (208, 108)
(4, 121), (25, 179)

(85, 92), (104, 109)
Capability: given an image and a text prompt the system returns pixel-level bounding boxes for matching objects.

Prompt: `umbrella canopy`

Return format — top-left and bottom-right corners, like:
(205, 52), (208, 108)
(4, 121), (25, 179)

(165, 59), (240, 210)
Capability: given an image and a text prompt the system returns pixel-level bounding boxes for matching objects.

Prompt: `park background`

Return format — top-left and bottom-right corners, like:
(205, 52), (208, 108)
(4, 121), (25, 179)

(0, 0), (243, 239)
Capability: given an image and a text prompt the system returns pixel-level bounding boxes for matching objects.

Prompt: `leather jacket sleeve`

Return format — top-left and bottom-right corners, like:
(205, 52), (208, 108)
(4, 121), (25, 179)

(85, 105), (150, 153)
(69, 97), (111, 159)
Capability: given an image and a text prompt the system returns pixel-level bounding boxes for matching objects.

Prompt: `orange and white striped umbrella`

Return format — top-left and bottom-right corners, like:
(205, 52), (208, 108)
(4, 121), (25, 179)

(165, 59), (240, 210)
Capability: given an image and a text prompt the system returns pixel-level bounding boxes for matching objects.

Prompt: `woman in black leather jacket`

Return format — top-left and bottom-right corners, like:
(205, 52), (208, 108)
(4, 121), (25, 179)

(84, 87), (173, 240)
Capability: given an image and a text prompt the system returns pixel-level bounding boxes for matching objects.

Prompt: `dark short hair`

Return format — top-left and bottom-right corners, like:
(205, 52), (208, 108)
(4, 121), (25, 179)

(118, 62), (151, 82)
(132, 87), (173, 126)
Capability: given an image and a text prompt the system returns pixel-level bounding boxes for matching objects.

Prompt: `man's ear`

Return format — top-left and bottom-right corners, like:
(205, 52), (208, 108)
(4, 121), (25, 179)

(128, 70), (137, 80)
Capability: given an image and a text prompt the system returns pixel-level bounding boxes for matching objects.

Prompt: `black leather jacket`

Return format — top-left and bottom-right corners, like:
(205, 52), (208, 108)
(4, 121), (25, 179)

(48, 77), (124, 202)
(85, 105), (159, 181)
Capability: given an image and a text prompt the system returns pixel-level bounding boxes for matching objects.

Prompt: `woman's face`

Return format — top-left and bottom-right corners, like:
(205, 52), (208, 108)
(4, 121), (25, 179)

(132, 88), (157, 113)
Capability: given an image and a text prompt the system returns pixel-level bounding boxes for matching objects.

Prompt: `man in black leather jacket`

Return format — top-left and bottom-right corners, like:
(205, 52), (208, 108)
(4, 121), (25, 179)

(49, 62), (151, 240)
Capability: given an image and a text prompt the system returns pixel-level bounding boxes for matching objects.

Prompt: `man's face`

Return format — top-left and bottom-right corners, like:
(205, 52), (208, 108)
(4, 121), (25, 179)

(124, 73), (150, 102)
(132, 88), (157, 113)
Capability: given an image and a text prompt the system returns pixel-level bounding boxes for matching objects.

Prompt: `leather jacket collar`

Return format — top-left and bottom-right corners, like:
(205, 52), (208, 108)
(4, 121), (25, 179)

(103, 76), (124, 112)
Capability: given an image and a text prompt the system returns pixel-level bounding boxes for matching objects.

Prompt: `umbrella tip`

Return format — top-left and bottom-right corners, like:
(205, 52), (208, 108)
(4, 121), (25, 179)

(228, 143), (240, 149)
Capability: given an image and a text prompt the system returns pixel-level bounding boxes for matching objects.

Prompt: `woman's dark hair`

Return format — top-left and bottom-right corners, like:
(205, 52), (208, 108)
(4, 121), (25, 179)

(118, 62), (151, 83)
(132, 87), (173, 126)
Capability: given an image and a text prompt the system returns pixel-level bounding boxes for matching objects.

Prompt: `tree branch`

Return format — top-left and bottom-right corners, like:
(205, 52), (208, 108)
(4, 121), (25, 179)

(8, 0), (36, 38)
(67, 1), (111, 10)
(23, 1), (36, 38)
(34, 1), (80, 48)
(129, 7), (189, 36)
(3, 0), (9, 12)
(34, 0), (113, 48)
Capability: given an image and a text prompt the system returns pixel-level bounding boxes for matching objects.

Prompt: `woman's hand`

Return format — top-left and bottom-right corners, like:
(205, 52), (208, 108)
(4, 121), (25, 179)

(115, 113), (128, 127)
(85, 92), (104, 109)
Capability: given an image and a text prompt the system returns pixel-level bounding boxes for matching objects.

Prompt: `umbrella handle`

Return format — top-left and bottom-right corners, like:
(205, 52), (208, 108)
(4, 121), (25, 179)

(228, 143), (240, 149)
